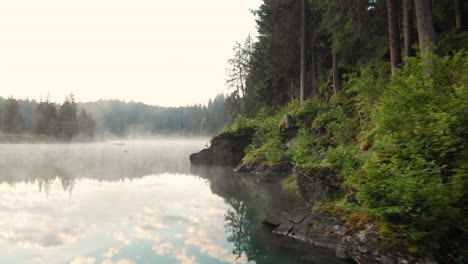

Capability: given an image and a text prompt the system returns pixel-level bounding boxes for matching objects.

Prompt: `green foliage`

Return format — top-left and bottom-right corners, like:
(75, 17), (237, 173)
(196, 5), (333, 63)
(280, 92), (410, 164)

(289, 98), (328, 126)
(312, 106), (357, 145)
(242, 101), (304, 165)
(244, 108), (286, 165)
(223, 114), (256, 133)
(236, 50), (467, 261)
(288, 97), (358, 170)
(323, 145), (364, 188)
(222, 0), (468, 260)
(354, 52), (468, 257)
(346, 60), (391, 117)
(288, 128), (325, 167)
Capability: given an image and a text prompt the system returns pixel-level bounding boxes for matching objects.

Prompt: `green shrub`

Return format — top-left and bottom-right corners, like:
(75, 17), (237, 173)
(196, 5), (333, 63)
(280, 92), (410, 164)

(223, 114), (256, 132)
(289, 128), (326, 167)
(354, 52), (468, 257)
(323, 145), (364, 189)
(290, 98), (328, 126)
(243, 106), (292, 165)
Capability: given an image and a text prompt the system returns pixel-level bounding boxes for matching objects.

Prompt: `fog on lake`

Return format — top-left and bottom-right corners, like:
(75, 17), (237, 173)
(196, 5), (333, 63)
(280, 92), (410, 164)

(0, 140), (345, 264)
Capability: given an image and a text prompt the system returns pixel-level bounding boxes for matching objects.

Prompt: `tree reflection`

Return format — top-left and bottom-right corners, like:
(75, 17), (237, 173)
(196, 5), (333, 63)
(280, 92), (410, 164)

(224, 198), (256, 260)
(223, 197), (301, 264)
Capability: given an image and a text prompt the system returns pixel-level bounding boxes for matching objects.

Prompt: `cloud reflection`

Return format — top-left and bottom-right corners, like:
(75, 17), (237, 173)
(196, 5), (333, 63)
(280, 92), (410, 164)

(0, 171), (252, 264)
(69, 257), (96, 264)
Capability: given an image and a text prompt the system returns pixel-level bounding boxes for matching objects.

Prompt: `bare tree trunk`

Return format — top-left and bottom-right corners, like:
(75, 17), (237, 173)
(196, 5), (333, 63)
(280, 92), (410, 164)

(387, 0), (402, 75)
(300, 0), (306, 106)
(332, 54), (339, 94)
(414, 0), (437, 59)
(455, 0), (462, 30)
(403, 0), (415, 60)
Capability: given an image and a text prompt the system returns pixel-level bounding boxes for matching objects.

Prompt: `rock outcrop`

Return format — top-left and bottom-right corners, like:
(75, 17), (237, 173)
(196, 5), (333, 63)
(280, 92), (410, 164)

(264, 209), (438, 264)
(253, 162), (292, 183)
(295, 167), (342, 206)
(189, 127), (254, 166)
(263, 208), (346, 249)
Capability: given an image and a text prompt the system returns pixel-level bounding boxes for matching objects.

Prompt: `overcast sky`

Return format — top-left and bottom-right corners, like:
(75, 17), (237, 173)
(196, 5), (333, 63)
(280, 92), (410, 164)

(0, 0), (261, 106)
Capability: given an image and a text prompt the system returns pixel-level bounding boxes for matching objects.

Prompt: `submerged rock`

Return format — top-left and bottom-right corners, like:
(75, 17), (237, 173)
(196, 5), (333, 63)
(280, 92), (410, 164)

(189, 127), (254, 166)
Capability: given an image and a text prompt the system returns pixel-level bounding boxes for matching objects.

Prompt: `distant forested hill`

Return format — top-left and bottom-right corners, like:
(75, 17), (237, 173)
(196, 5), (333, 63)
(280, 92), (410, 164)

(80, 95), (227, 135)
(0, 94), (228, 137)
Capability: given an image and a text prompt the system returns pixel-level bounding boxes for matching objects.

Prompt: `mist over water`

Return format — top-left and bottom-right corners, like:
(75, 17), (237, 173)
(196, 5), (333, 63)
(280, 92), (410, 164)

(0, 140), (345, 264)
(0, 139), (205, 185)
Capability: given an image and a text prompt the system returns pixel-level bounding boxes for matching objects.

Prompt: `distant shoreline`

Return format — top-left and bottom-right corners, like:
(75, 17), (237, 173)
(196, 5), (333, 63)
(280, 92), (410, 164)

(0, 133), (210, 144)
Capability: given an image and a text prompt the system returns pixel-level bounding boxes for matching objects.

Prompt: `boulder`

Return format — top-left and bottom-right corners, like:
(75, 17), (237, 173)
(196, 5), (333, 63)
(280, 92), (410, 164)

(189, 127), (254, 166)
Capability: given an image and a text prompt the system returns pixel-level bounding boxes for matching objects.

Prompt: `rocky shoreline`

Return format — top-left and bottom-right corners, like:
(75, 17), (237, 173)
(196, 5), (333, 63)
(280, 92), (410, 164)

(190, 128), (438, 264)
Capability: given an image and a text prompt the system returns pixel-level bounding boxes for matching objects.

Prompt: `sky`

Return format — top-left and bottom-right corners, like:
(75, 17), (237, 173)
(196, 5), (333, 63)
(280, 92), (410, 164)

(0, 0), (261, 106)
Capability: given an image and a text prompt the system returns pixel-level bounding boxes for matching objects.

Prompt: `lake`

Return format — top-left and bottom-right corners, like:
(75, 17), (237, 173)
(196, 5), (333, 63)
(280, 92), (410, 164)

(0, 140), (346, 264)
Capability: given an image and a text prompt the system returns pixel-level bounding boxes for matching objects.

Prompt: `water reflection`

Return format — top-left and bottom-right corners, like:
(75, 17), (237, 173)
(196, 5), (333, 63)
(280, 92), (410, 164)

(190, 165), (345, 264)
(0, 141), (345, 264)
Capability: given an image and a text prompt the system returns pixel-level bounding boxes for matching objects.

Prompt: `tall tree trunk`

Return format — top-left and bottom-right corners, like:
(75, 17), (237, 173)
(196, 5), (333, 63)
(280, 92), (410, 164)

(403, 0), (415, 59)
(311, 46), (318, 97)
(332, 54), (339, 94)
(387, 0), (402, 75)
(300, 0), (306, 106)
(414, 0), (437, 59)
(455, 0), (462, 30)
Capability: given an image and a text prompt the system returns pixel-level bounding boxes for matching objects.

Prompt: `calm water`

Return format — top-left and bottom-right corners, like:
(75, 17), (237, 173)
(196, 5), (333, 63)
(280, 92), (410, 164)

(0, 140), (345, 264)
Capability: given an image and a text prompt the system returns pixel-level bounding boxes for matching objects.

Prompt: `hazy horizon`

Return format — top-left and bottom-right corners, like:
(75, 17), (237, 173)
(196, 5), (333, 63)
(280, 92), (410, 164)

(0, 0), (261, 107)
(0, 93), (225, 108)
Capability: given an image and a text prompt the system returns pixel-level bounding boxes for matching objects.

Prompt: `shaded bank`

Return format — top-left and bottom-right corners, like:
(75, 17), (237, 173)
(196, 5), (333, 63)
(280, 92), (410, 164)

(190, 128), (441, 264)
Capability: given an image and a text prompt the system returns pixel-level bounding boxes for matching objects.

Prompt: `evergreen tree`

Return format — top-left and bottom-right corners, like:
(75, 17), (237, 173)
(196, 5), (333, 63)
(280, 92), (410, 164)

(2, 98), (23, 134)
(226, 35), (253, 108)
(58, 94), (79, 138)
(78, 109), (96, 137)
(35, 99), (58, 136)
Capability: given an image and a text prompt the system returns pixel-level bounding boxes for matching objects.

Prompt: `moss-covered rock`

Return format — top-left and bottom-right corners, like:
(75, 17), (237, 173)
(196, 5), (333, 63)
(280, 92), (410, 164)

(189, 127), (255, 166)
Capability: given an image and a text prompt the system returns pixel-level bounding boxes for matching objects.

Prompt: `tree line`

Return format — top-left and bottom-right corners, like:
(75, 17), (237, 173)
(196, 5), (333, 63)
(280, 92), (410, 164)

(225, 0), (466, 115)
(0, 95), (95, 139)
(80, 94), (228, 136)
(0, 94), (229, 138)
